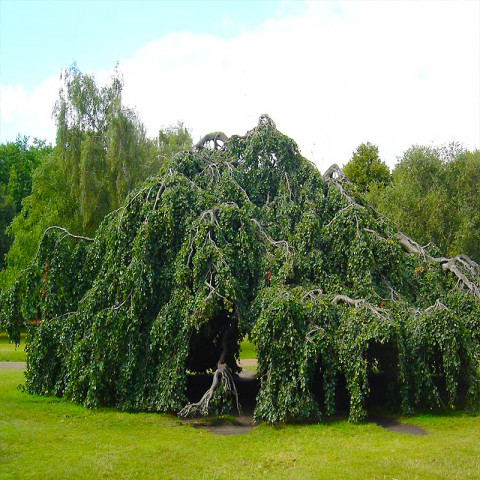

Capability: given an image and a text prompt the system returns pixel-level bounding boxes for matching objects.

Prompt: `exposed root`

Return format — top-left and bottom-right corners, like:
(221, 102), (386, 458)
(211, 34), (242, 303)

(179, 326), (241, 418)
(178, 363), (241, 417)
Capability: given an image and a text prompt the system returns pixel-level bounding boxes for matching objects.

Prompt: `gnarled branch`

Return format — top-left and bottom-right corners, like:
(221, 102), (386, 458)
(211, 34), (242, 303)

(322, 164), (345, 181)
(194, 132), (229, 151)
(396, 232), (480, 300)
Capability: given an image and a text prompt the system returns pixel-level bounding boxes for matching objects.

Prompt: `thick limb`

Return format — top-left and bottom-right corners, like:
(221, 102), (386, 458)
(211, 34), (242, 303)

(322, 164), (345, 181)
(396, 232), (480, 300)
(194, 132), (229, 151)
(332, 294), (388, 320)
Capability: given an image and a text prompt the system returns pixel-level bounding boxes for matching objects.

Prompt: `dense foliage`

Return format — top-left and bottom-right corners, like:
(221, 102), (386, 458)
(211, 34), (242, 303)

(1, 116), (479, 424)
(368, 144), (480, 263)
(0, 137), (51, 269)
(343, 142), (390, 192)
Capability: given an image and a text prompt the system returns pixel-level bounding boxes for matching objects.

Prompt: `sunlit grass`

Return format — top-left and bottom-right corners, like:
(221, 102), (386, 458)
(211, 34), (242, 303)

(239, 336), (257, 371)
(0, 332), (26, 362)
(239, 336), (256, 360)
(1, 368), (479, 479)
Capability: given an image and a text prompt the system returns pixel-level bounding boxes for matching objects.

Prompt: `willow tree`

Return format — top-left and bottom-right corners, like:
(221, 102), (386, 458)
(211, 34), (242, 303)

(2, 115), (479, 423)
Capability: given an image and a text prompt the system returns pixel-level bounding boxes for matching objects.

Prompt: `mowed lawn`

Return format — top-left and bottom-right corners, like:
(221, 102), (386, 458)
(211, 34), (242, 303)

(0, 333), (26, 362)
(1, 368), (479, 480)
(1, 336), (479, 479)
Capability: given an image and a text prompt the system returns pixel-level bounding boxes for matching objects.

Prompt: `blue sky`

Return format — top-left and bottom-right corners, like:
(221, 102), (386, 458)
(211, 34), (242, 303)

(1, 0), (479, 172)
(1, 1), (300, 88)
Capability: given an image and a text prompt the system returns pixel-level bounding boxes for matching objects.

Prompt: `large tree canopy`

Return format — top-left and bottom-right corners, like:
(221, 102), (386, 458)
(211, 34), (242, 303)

(1, 116), (479, 424)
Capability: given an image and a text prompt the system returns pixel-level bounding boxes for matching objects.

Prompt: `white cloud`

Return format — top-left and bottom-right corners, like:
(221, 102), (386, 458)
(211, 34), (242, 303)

(1, 0), (479, 173)
(0, 75), (59, 144)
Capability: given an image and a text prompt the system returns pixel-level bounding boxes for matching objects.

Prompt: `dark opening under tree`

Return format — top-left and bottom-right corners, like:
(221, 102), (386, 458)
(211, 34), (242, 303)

(1, 115), (479, 423)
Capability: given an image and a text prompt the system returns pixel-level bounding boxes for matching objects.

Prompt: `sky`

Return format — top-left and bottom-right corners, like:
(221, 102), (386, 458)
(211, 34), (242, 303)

(1, 0), (479, 173)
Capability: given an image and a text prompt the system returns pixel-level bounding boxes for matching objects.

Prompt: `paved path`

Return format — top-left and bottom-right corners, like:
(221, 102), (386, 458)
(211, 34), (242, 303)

(0, 361), (25, 370)
(238, 358), (257, 367)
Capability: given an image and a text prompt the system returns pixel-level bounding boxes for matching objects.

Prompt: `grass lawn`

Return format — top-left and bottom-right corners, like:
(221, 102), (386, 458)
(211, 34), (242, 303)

(239, 336), (256, 360)
(1, 368), (479, 479)
(239, 337), (257, 371)
(0, 332), (26, 362)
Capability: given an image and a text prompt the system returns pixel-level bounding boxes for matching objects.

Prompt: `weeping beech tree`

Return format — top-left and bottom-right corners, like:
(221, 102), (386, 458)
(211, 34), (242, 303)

(2, 115), (480, 423)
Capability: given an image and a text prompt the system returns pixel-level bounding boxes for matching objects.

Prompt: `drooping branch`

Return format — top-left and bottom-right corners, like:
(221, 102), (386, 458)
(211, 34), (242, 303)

(42, 226), (94, 243)
(198, 208), (219, 227)
(425, 298), (448, 313)
(396, 232), (480, 300)
(324, 204), (364, 235)
(331, 294), (386, 319)
(284, 172), (293, 201)
(152, 181), (166, 211)
(258, 113), (277, 129)
(302, 288), (323, 301)
(440, 255), (480, 300)
(250, 218), (290, 255)
(322, 166), (360, 208)
(33, 225), (94, 263)
(332, 294), (365, 308)
(395, 232), (425, 258)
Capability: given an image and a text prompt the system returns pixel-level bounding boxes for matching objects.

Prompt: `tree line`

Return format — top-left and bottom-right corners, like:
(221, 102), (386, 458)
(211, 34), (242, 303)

(343, 141), (480, 263)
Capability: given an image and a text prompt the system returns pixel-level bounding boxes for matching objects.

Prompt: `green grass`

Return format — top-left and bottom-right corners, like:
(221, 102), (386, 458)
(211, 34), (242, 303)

(0, 332), (26, 362)
(239, 337), (257, 371)
(1, 368), (479, 479)
(239, 336), (256, 360)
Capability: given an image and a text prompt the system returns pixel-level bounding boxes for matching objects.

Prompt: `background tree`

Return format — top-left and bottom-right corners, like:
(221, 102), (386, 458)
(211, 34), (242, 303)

(0, 150), (74, 288)
(54, 64), (157, 233)
(0, 137), (51, 269)
(343, 142), (391, 191)
(0, 65), (192, 288)
(370, 144), (480, 262)
(156, 121), (192, 163)
(2, 116), (478, 424)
